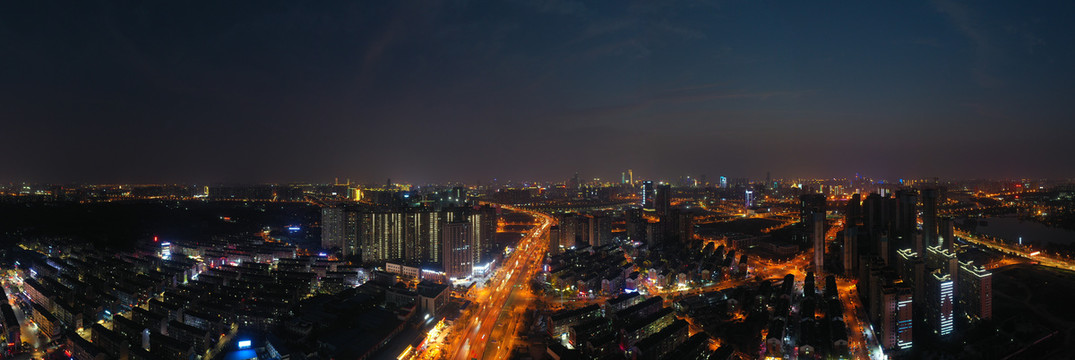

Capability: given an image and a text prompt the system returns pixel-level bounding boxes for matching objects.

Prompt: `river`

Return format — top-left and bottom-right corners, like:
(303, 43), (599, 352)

(972, 215), (1075, 246)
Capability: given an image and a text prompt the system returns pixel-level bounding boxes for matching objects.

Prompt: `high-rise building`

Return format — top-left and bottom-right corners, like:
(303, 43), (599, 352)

(958, 261), (993, 321)
(628, 169), (634, 185)
(442, 222), (472, 280)
(846, 194), (862, 226)
(800, 194), (827, 228)
(467, 209), (490, 265)
(812, 212), (826, 274)
(744, 189), (754, 209)
(641, 181), (655, 210)
(862, 193), (884, 234)
(655, 184), (672, 218)
(321, 207), (345, 251)
(926, 270), (955, 337)
(361, 211), (408, 264)
(665, 207), (695, 244)
(896, 248), (925, 305)
(588, 213), (613, 247)
(719, 176), (727, 189)
(878, 284), (913, 351)
(625, 208), (645, 242)
(801, 194), (826, 250)
(878, 233), (891, 266)
(921, 188), (939, 248)
(548, 225), (561, 255)
(939, 217), (955, 252)
(559, 213), (583, 248)
(344, 210), (360, 257)
(354, 206), (493, 267)
(570, 172), (582, 189)
(895, 190), (917, 242)
(895, 287), (914, 350)
(843, 226), (858, 276)
(925, 245), (959, 295)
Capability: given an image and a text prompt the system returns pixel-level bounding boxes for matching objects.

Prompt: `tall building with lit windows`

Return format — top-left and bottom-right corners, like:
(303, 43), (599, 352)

(719, 176), (727, 189)
(343, 210), (360, 257)
(896, 248), (925, 305)
(355, 205), (494, 267)
(958, 261), (993, 321)
(442, 222), (472, 280)
(895, 288), (914, 350)
(925, 245), (959, 295)
(321, 207), (345, 251)
(926, 270), (955, 337)
(322, 206), (361, 257)
(879, 284), (913, 351)
(641, 181), (655, 210)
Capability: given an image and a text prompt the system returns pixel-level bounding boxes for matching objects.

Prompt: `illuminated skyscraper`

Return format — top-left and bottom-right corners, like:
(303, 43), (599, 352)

(343, 210), (360, 257)
(719, 176), (727, 189)
(353, 206), (493, 266)
(321, 207), (345, 251)
(925, 245), (959, 295)
(641, 181), (655, 210)
(558, 213), (583, 248)
(926, 270), (955, 337)
(744, 189), (754, 209)
(895, 287), (914, 350)
(442, 222), (472, 279)
(896, 248), (925, 305)
(879, 284), (913, 351)
(958, 261), (993, 321)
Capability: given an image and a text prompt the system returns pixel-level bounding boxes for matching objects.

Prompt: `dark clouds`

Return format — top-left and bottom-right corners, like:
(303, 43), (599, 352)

(2, 0), (1074, 184)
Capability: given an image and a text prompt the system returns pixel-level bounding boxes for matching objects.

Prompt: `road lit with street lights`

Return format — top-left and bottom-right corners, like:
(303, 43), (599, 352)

(957, 230), (1075, 272)
(430, 205), (553, 360)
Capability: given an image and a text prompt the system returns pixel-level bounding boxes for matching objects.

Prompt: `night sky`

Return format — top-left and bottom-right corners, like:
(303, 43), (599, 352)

(3, 1), (1074, 184)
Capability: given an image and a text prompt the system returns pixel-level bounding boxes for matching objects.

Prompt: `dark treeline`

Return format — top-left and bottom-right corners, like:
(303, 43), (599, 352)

(0, 200), (319, 251)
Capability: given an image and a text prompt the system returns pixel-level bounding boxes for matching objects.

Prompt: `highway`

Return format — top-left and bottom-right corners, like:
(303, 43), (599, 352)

(956, 230), (1075, 271)
(440, 205), (553, 360)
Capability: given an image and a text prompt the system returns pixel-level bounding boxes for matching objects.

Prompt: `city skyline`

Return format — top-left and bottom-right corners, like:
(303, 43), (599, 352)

(4, 1), (1075, 359)
(3, 1), (1075, 183)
